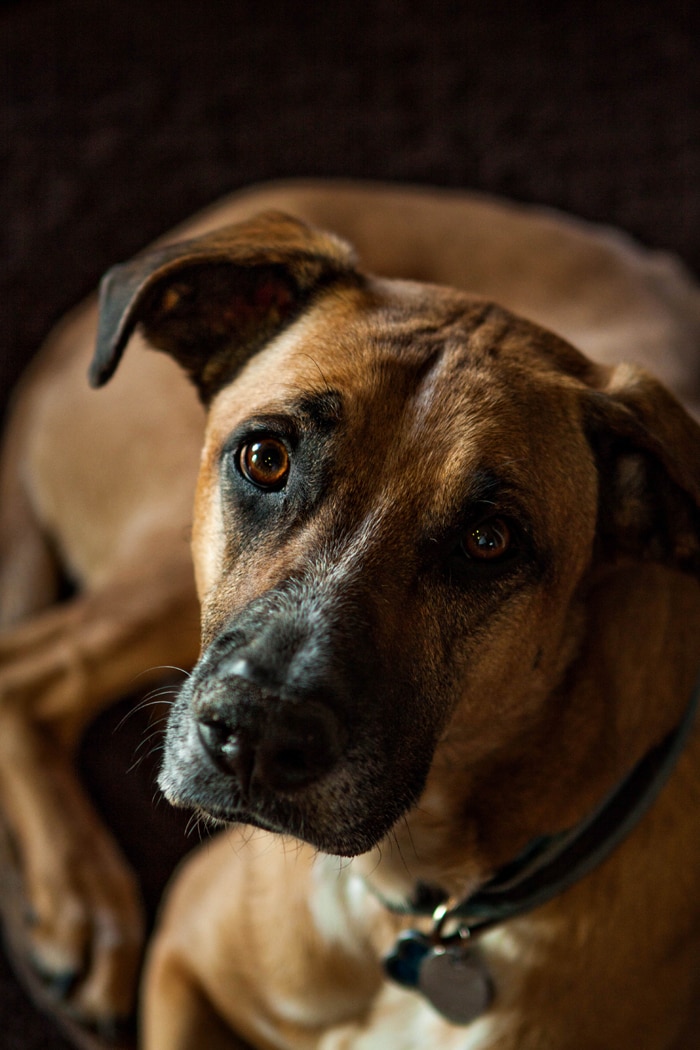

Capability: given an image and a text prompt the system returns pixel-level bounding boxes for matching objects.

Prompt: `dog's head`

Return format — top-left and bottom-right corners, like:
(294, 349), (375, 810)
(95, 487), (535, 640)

(93, 213), (700, 887)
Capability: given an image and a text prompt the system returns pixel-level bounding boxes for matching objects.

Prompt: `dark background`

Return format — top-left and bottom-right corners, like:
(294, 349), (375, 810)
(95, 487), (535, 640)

(1, 0), (699, 1045)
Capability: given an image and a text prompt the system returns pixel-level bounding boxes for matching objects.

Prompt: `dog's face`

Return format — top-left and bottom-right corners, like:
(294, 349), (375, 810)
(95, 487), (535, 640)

(94, 214), (700, 876)
(157, 281), (603, 857)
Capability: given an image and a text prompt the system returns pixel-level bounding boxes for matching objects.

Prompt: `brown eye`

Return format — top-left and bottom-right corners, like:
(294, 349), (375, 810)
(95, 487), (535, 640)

(461, 518), (512, 561)
(239, 438), (290, 489)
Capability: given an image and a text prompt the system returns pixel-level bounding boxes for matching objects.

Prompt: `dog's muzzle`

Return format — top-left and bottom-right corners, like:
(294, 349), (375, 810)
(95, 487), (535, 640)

(156, 580), (439, 855)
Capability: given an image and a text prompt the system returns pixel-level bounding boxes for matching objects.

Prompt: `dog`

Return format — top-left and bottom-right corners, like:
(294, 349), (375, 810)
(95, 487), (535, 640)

(1, 181), (699, 1049)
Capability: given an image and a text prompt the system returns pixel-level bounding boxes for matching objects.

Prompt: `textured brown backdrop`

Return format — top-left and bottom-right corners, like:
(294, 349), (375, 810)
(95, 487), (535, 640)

(1, 0), (699, 1045)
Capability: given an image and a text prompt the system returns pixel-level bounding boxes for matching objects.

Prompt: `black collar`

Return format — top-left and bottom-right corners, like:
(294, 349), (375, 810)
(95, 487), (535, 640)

(390, 669), (700, 936)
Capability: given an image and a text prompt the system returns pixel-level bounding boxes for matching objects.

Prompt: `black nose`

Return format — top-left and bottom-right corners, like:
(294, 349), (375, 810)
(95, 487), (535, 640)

(197, 702), (345, 796)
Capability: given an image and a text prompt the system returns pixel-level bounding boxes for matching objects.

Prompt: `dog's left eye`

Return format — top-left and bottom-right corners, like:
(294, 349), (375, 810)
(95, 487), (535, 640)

(460, 517), (512, 561)
(238, 437), (290, 490)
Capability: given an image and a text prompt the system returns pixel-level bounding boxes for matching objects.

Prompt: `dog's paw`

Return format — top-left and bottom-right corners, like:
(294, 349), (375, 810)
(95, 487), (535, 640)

(27, 870), (144, 1024)
(0, 809), (145, 1031)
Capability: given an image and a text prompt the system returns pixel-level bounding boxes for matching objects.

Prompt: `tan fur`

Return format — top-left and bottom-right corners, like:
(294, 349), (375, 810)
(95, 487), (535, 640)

(1, 181), (699, 1047)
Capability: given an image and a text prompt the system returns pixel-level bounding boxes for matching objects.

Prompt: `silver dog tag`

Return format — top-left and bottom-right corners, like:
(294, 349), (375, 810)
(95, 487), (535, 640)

(383, 903), (494, 1026)
(418, 944), (493, 1025)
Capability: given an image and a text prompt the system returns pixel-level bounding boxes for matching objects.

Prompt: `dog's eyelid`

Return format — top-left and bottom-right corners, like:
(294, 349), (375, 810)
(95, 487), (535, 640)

(219, 417), (299, 463)
(459, 465), (530, 513)
(457, 491), (528, 534)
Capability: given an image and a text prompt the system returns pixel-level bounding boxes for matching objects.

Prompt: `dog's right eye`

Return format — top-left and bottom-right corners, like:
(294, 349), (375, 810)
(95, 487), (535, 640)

(445, 511), (528, 584)
(461, 518), (512, 561)
(238, 437), (290, 490)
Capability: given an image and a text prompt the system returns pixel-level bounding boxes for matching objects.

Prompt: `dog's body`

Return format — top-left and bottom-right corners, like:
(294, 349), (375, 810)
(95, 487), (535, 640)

(1, 181), (700, 1049)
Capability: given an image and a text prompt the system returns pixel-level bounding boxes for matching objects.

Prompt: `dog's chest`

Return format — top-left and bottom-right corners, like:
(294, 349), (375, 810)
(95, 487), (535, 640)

(309, 866), (519, 1048)
(346, 982), (503, 1050)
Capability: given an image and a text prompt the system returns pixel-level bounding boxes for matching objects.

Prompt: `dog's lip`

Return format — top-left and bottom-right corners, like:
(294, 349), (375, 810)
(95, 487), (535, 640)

(164, 775), (284, 828)
(193, 803), (374, 857)
(195, 803), (282, 835)
(170, 776), (386, 856)
(173, 772), (309, 834)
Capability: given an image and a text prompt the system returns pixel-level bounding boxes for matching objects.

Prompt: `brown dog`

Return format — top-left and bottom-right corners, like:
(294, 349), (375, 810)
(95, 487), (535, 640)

(1, 182), (700, 1049)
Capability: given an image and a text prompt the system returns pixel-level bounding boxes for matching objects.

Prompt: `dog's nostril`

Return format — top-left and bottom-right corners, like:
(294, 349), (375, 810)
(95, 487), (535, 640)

(197, 697), (344, 793)
(276, 746), (307, 769)
(197, 704), (345, 795)
(266, 745), (319, 787)
(197, 719), (255, 795)
(198, 718), (229, 752)
(258, 707), (345, 792)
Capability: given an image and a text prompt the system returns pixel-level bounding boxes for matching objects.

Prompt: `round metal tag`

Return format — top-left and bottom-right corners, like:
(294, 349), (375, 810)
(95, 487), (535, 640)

(418, 946), (493, 1025)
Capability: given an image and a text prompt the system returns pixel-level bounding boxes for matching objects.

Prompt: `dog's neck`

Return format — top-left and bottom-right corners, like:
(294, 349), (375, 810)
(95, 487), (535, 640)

(359, 569), (700, 915)
(378, 667), (700, 932)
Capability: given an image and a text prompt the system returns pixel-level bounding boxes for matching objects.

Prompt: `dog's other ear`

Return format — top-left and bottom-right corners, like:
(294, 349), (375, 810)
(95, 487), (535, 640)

(585, 363), (700, 577)
(89, 212), (358, 402)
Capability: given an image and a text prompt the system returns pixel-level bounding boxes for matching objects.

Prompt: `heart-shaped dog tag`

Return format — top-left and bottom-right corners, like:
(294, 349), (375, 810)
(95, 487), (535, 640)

(418, 944), (493, 1025)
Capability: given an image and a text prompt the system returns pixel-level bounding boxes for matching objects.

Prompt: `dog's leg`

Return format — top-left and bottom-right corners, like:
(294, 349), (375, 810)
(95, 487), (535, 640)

(141, 830), (406, 1050)
(145, 860), (464, 1050)
(143, 956), (254, 1050)
(0, 553), (199, 1024)
(0, 415), (61, 627)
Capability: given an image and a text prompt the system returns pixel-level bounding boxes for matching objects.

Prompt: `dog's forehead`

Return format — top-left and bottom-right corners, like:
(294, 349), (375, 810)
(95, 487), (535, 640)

(206, 280), (592, 480)
(212, 281), (576, 409)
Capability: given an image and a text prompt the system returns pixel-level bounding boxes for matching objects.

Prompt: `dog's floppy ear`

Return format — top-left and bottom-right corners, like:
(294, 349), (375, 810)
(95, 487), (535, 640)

(584, 362), (700, 576)
(89, 212), (358, 402)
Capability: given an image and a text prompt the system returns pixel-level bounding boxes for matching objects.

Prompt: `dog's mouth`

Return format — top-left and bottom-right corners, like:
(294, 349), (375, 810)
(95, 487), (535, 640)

(159, 721), (423, 856)
(182, 783), (392, 857)
(156, 660), (436, 856)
